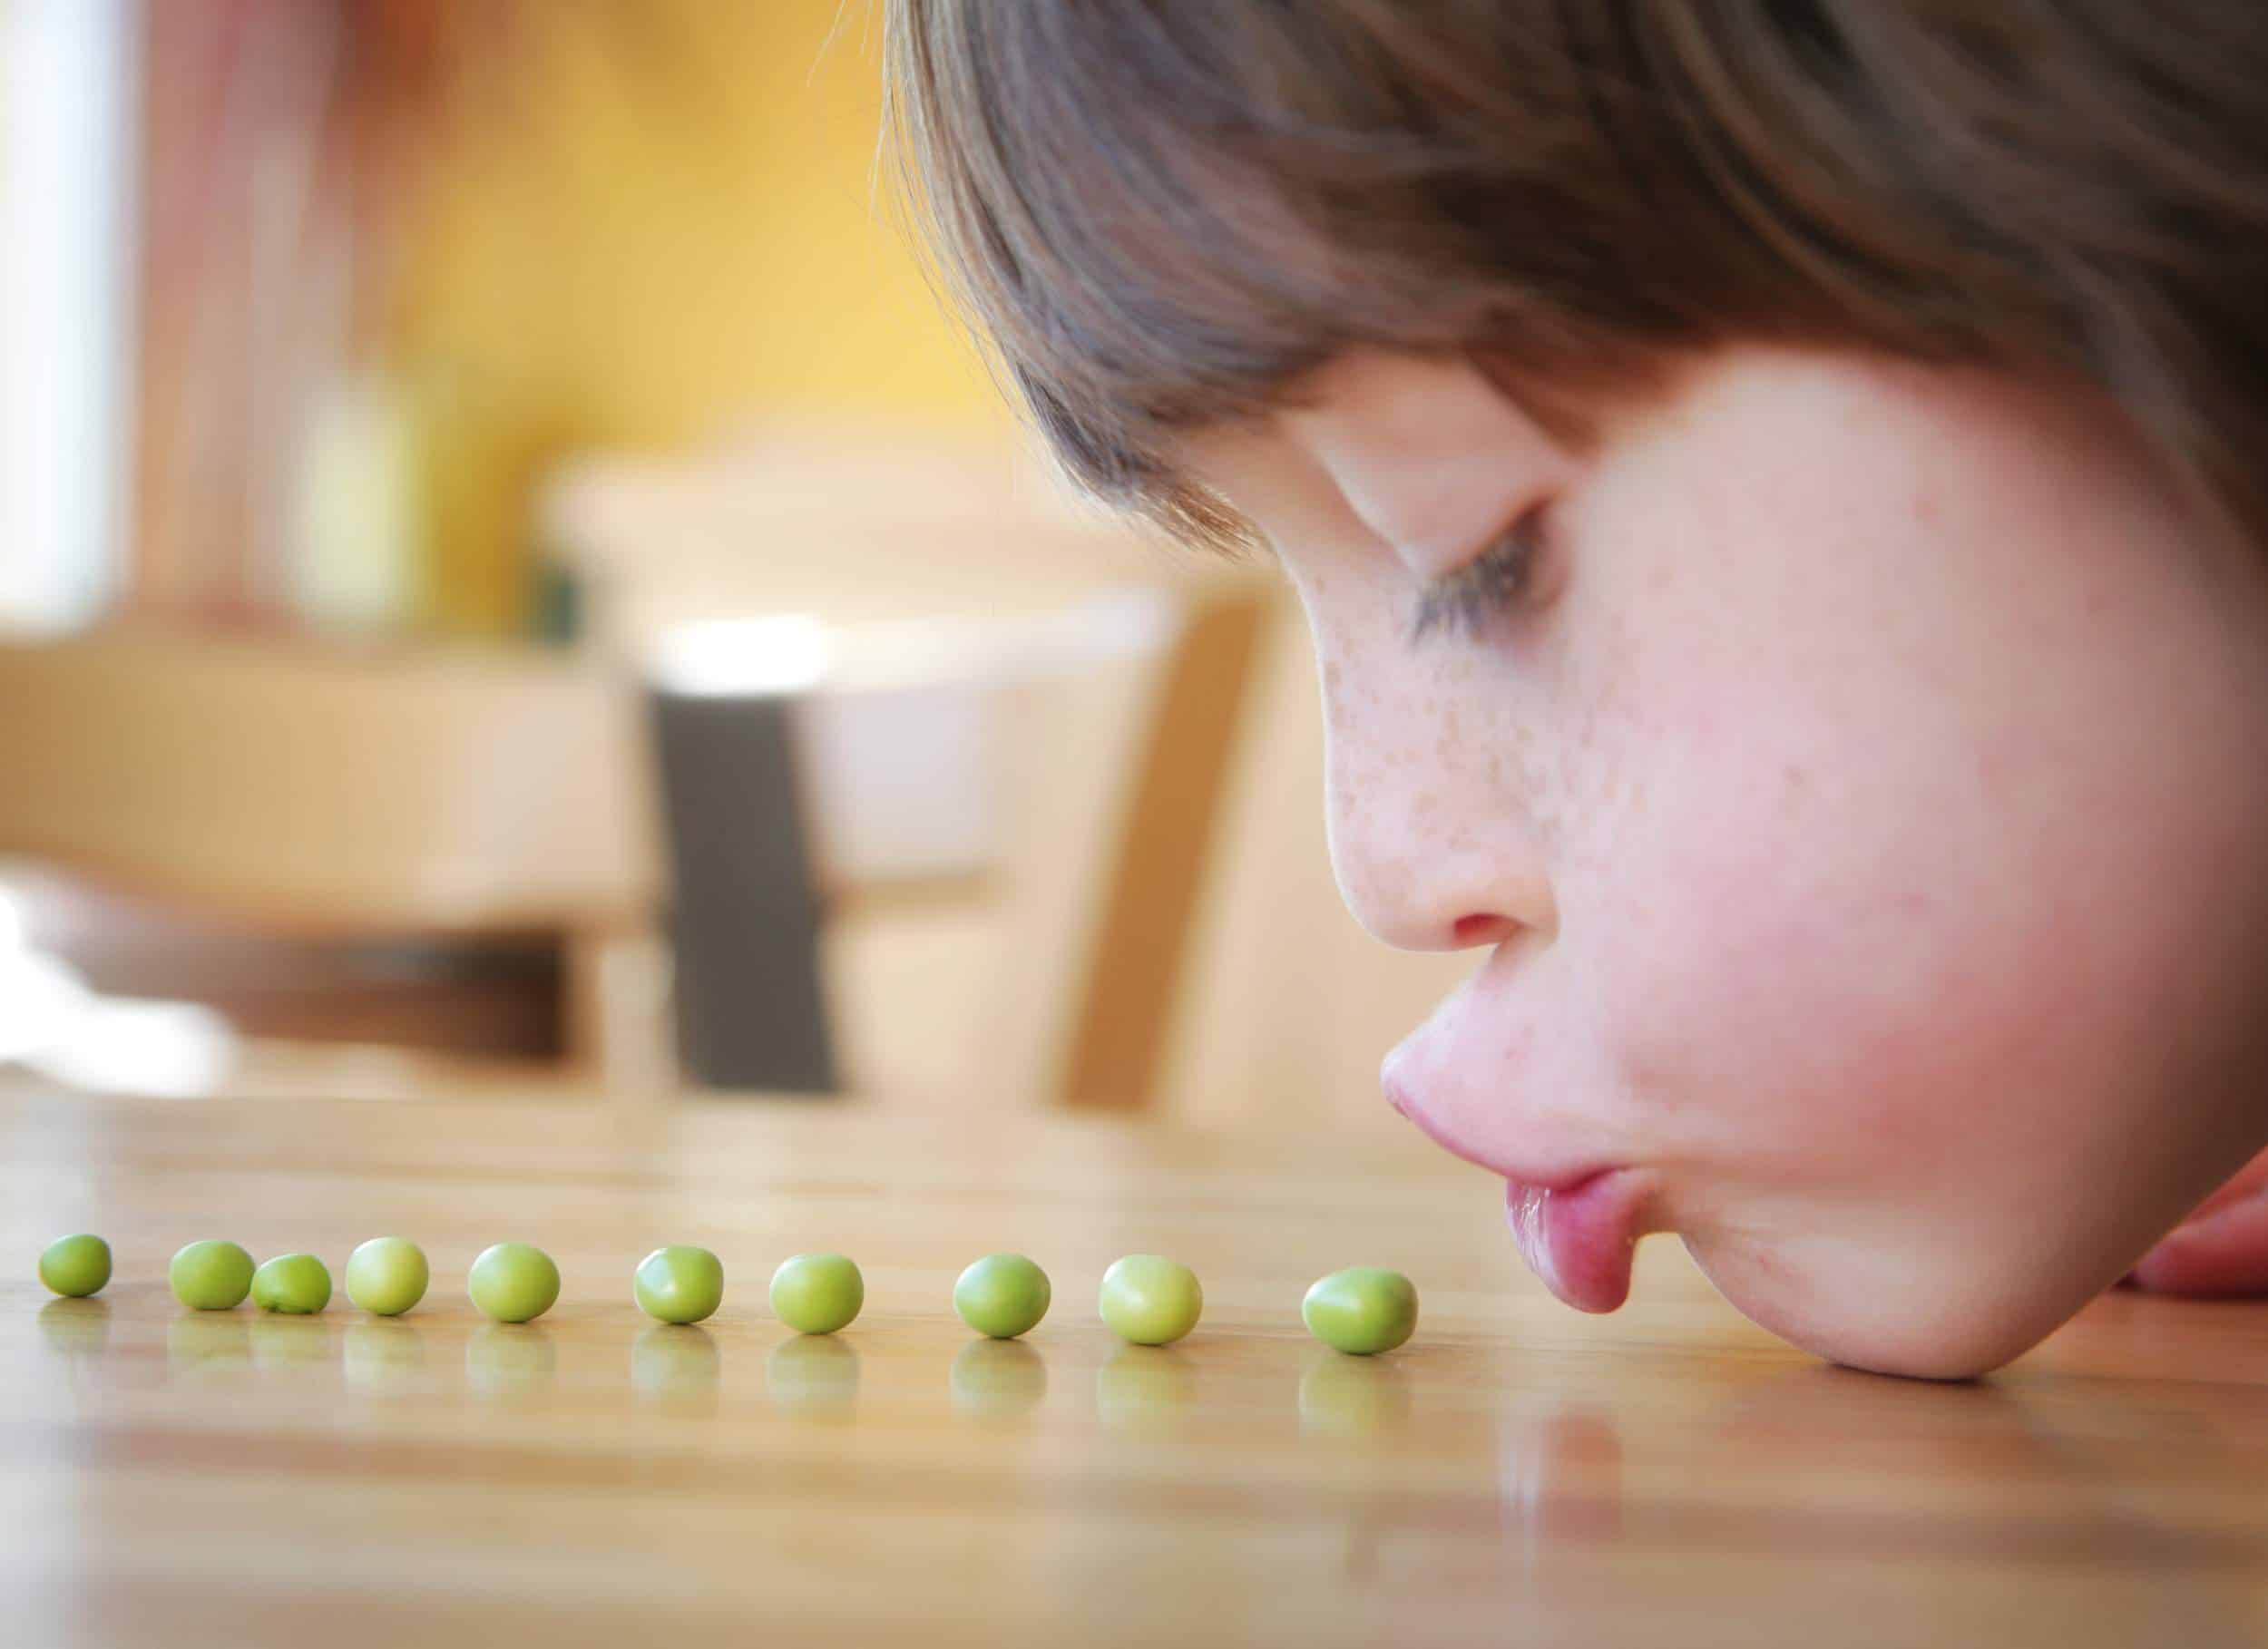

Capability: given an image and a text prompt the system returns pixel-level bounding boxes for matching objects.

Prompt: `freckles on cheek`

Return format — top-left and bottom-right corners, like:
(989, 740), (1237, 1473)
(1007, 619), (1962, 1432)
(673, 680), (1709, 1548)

(1325, 621), (1550, 886)
(1318, 641), (1440, 920)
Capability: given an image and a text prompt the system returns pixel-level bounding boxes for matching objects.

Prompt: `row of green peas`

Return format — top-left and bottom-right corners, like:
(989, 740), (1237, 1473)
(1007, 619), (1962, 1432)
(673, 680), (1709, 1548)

(34, 1233), (1420, 1354)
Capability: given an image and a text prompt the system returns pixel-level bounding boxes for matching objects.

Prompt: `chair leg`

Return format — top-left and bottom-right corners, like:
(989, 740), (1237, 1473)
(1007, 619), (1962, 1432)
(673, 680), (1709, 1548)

(1061, 589), (1269, 1110)
(563, 928), (678, 1102)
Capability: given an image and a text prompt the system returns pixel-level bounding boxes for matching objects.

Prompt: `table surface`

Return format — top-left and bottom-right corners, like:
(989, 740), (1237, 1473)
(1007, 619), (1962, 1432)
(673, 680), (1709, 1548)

(5, 1086), (2266, 1648)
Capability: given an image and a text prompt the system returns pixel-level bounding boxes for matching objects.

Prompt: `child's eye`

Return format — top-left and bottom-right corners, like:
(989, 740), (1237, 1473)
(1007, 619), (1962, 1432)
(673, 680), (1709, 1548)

(1407, 503), (1550, 645)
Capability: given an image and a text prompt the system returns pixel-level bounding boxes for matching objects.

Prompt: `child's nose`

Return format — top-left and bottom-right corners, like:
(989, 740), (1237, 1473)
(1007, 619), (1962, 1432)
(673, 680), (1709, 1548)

(1452, 912), (1521, 948)
(1324, 751), (1554, 953)
(1330, 838), (1549, 952)
(1305, 561), (1556, 956)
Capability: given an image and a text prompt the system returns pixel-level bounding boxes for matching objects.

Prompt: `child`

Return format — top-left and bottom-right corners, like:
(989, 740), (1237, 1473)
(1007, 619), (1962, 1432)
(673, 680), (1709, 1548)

(883, 2), (2268, 1378)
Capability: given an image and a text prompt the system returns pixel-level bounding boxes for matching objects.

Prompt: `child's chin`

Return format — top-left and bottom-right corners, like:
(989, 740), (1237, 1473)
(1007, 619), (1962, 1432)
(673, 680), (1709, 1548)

(1677, 1231), (2074, 1382)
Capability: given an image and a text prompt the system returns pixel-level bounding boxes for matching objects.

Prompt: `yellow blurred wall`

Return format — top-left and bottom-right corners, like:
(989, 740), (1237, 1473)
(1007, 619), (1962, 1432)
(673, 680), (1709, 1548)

(388, 0), (1006, 635)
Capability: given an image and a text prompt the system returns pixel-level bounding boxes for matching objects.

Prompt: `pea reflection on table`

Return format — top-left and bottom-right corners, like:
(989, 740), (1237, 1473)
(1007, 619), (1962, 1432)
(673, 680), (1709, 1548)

(249, 1311), (339, 1379)
(465, 1321), (559, 1399)
(343, 1317), (430, 1396)
(37, 1295), (112, 1361)
(766, 1332), (860, 1417)
(1297, 1345), (1415, 1439)
(1093, 1342), (1200, 1434)
(949, 1336), (1048, 1421)
(166, 1309), (251, 1382)
(632, 1322), (721, 1407)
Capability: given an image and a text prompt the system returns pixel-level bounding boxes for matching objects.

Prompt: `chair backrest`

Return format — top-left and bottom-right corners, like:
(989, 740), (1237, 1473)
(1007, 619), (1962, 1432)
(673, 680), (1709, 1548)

(548, 434), (1272, 1111)
(638, 589), (1264, 1112)
(543, 424), (1212, 640)
(0, 626), (665, 938)
(831, 590), (1248, 1112)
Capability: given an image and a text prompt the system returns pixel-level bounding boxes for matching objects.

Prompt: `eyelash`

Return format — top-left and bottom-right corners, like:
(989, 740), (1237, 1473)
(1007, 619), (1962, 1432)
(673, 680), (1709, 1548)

(1406, 503), (1549, 644)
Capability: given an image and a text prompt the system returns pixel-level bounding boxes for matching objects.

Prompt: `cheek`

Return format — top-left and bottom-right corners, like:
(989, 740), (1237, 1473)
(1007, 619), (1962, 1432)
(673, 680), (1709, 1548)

(1572, 732), (1999, 1191)
(1575, 580), (2188, 1197)
(1551, 535), (2139, 1194)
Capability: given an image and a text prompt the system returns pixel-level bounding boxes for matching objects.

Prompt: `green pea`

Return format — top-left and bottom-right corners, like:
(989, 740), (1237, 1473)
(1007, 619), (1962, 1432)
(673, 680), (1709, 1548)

(169, 1239), (256, 1310)
(1097, 1254), (1203, 1346)
(769, 1253), (864, 1335)
(468, 1242), (560, 1323)
(1301, 1266), (1418, 1356)
(38, 1234), (111, 1298)
(345, 1236), (430, 1317)
(634, 1244), (724, 1325)
(953, 1253), (1051, 1340)
(250, 1253), (332, 1315)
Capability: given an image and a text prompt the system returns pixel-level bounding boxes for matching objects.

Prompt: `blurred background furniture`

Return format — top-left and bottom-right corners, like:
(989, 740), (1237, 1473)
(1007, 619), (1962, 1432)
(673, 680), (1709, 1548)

(0, 561), (1266, 1114)
(0, 626), (672, 1088)
(0, 0), (1451, 1134)
(546, 432), (1271, 1112)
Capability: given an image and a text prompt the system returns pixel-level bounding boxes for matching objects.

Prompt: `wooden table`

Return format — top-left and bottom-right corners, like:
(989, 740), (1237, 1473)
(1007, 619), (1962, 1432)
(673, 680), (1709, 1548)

(5, 1087), (2265, 1647)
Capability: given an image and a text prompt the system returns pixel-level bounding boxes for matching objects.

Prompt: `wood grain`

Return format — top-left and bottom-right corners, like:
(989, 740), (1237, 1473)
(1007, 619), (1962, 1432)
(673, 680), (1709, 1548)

(4, 1085), (2264, 1647)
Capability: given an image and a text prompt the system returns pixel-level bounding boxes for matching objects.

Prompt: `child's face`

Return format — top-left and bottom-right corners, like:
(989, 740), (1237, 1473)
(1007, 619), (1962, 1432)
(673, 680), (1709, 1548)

(1177, 346), (2268, 1378)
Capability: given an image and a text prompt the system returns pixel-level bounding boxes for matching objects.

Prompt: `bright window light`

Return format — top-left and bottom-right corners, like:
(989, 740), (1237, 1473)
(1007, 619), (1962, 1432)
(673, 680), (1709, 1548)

(0, 0), (136, 631)
(647, 614), (833, 698)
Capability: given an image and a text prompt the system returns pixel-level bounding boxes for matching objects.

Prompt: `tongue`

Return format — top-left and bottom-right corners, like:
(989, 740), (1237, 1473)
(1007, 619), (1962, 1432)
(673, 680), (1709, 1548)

(1507, 1176), (1638, 1313)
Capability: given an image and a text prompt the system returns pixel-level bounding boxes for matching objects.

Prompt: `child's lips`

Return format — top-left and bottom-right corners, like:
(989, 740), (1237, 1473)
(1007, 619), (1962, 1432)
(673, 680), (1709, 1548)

(1381, 1001), (1606, 1191)
(1506, 1169), (1646, 1313)
(1388, 1050), (1646, 1310)
(1383, 990), (1649, 1313)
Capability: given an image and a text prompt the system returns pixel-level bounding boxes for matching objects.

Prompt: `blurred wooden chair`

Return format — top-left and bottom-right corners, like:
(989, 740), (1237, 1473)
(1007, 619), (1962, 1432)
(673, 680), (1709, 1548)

(541, 423), (1227, 636)
(661, 588), (1265, 1112)
(0, 571), (1266, 1111)
(0, 626), (675, 1088)
(546, 428), (1273, 1111)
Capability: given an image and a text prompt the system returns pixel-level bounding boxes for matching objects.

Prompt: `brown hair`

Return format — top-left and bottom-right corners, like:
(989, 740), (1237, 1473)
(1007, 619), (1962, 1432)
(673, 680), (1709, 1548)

(884, 2), (2268, 553)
